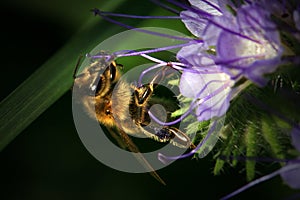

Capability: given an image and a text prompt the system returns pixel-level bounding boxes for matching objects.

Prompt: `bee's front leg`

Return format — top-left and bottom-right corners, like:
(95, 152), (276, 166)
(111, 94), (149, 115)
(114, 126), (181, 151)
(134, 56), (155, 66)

(149, 126), (193, 149)
(133, 69), (164, 106)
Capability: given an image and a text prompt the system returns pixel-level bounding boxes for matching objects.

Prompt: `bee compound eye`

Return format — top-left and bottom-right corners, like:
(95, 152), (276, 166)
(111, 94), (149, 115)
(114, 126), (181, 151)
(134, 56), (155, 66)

(105, 109), (111, 115)
(109, 63), (116, 81)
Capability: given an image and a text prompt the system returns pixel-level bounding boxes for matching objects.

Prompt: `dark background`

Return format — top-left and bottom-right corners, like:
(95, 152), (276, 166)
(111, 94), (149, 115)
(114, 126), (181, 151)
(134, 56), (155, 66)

(0, 0), (298, 199)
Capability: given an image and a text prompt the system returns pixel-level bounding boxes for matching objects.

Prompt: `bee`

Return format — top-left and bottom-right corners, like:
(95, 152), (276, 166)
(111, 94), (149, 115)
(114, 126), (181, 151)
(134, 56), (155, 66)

(73, 53), (193, 184)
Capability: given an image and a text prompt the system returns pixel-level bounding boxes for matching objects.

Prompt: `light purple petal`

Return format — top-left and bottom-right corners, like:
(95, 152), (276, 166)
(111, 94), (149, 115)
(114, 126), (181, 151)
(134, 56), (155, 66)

(237, 5), (279, 41)
(215, 4), (283, 86)
(179, 69), (233, 120)
(176, 42), (206, 63)
(280, 128), (300, 189)
(176, 42), (214, 67)
(280, 162), (300, 189)
(291, 127), (300, 153)
(180, 10), (207, 37)
(188, 0), (222, 16)
(245, 56), (283, 86)
(180, 0), (222, 38)
(202, 14), (236, 46)
(294, 9), (300, 31)
(195, 86), (231, 121)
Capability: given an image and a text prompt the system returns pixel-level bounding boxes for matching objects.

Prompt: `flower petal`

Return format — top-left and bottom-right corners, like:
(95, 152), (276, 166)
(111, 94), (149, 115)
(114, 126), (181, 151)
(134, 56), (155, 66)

(179, 69), (233, 121)
(291, 127), (300, 152)
(280, 162), (300, 189)
(180, 10), (207, 38)
(188, 0), (222, 16)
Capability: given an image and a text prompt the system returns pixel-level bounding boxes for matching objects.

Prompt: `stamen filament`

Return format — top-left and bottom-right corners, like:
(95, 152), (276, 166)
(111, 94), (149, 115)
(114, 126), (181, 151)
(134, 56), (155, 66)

(92, 8), (197, 42)
(137, 63), (166, 87)
(220, 163), (300, 200)
(98, 10), (181, 19)
(117, 41), (202, 57)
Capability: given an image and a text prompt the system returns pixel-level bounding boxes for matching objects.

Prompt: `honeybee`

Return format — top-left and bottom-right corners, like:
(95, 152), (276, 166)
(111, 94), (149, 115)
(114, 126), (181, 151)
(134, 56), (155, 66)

(73, 53), (193, 184)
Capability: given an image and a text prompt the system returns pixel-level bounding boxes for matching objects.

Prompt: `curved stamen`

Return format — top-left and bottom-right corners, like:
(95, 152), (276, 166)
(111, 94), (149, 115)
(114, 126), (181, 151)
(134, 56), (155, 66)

(98, 10), (181, 19)
(117, 41), (202, 57)
(137, 63), (166, 87)
(92, 8), (197, 42)
(220, 162), (300, 200)
(86, 52), (116, 63)
(218, 155), (292, 164)
(140, 54), (188, 69)
(140, 54), (165, 63)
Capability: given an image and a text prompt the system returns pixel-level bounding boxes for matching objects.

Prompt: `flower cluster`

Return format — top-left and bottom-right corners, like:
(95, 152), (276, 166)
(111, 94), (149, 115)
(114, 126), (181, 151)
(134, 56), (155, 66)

(177, 0), (284, 117)
(93, 0), (300, 198)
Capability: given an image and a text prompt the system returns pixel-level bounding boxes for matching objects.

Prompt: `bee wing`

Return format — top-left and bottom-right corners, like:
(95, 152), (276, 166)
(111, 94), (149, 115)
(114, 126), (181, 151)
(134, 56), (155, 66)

(106, 127), (166, 185)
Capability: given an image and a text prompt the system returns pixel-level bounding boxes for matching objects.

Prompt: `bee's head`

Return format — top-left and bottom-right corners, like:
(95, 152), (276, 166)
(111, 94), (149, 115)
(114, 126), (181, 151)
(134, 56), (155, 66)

(73, 60), (119, 97)
(73, 58), (122, 127)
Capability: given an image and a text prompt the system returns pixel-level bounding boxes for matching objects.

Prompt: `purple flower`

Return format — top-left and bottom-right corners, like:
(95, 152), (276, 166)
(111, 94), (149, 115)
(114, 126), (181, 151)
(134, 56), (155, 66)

(180, 1), (284, 86)
(294, 7), (300, 31)
(216, 4), (283, 86)
(177, 44), (234, 121)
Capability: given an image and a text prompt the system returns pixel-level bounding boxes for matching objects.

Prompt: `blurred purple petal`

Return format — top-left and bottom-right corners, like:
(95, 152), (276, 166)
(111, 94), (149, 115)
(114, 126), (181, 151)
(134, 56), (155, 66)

(280, 162), (300, 189)
(280, 128), (300, 189)
(294, 9), (300, 31)
(291, 127), (300, 153)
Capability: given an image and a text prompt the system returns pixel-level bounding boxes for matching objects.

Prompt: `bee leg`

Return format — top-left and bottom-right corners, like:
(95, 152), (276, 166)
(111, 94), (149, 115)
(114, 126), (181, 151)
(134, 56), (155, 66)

(147, 126), (192, 149)
(168, 127), (196, 149)
(134, 85), (153, 106)
(168, 127), (191, 148)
